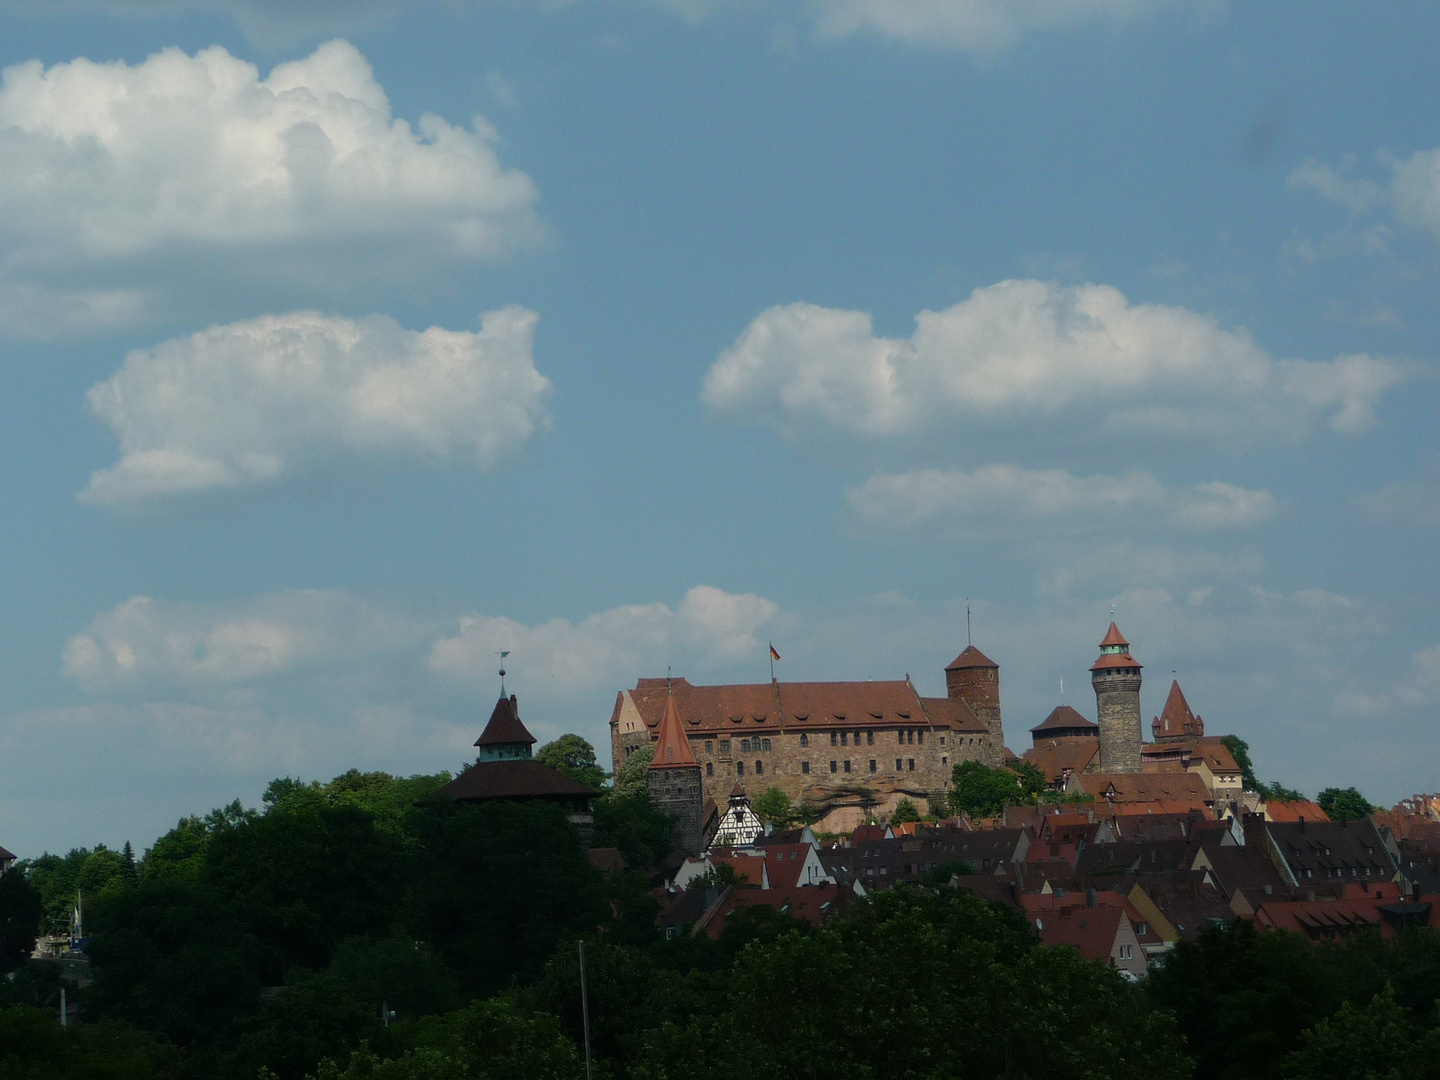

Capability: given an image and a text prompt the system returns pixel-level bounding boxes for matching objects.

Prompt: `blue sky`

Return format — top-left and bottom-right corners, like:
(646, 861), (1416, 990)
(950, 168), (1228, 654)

(1, 0), (1438, 856)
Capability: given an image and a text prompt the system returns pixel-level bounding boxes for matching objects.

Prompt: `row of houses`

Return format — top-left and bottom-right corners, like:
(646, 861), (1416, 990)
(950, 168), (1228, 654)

(650, 791), (1440, 978)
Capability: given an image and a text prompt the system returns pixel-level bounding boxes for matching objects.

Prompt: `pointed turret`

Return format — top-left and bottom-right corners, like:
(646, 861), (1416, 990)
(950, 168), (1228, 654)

(475, 694), (536, 762)
(649, 693), (698, 769)
(647, 692), (704, 854)
(1152, 680), (1203, 742)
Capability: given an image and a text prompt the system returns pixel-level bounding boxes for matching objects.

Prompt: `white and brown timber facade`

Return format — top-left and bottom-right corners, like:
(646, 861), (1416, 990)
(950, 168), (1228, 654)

(610, 647), (1004, 829)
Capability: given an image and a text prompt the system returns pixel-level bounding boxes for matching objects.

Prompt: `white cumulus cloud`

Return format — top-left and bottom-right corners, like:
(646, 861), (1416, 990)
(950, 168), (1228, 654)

(703, 281), (1405, 440)
(63, 590), (425, 692)
(427, 585), (781, 695)
(0, 39), (540, 332)
(847, 465), (1274, 532)
(80, 306), (550, 505)
(1291, 148), (1440, 247)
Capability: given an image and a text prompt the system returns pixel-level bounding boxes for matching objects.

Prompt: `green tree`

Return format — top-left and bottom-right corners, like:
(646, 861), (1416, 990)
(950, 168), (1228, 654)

(313, 997), (583, 1080)
(1220, 734), (1260, 791)
(535, 736), (608, 790)
(22, 846), (125, 935)
(947, 760), (1044, 818)
(752, 788), (796, 828)
(0, 868), (43, 974)
(0, 1004), (181, 1079)
(1317, 786), (1378, 823)
(611, 744), (654, 800)
(890, 798), (921, 825)
(1258, 781), (1307, 802)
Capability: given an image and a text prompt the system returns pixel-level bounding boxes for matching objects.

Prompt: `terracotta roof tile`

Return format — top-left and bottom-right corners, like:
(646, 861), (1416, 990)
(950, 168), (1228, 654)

(1030, 705), (1098, 734)
(1152, 680), (1203, 739)
(1265, 799), (1330, 822)
(946, 645), (998, 670)
(650, 693), (699, 770)
(1023, 738), (1099, 780)
(1090, 652), (1143, 672)
(626, 677), (952, 733)
(1099, 622), (1129, 648)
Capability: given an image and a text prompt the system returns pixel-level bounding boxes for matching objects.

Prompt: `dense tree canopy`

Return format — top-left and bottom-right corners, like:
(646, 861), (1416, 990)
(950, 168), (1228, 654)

(947, 760), (1047, 818)
(1316, 786), (1379, 823)
(534, 736), (609, 791)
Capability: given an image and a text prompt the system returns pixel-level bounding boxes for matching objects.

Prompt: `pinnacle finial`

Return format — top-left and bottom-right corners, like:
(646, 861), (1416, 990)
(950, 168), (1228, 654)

(496, 649), (509, 695)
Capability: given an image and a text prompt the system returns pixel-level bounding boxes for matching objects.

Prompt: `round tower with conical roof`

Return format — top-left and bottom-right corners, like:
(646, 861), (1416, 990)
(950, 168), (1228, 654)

(946, 644), (1003, 747)
(1091, 622), (1143, 774)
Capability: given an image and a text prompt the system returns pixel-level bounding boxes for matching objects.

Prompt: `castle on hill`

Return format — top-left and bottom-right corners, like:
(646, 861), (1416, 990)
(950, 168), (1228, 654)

(612, 621), (1249, 842)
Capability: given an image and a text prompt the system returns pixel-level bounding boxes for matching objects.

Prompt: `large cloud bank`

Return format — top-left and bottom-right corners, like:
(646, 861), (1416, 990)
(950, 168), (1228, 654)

(0, 39), (539, 331)
(81, 307), (550, 505)
(703, 281), (1404, 440)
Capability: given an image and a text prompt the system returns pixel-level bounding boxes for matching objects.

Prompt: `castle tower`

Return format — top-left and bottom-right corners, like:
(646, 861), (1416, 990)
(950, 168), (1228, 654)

(647, 692), (704, 854)
(945, 644), (1003, 747)
(1091, 622), (1143, 773)
(475, 694), (536, 762)
(1152, 680), (1203, 744)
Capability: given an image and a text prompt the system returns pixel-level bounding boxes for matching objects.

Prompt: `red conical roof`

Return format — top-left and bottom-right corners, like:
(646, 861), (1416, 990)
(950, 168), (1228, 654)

(474, 694), (536, 748)
(946, 644), (998, 670)
(1099, 622), (1129, 648)
(649, 693), (698, 770)
(1153, 680), (1202, 738)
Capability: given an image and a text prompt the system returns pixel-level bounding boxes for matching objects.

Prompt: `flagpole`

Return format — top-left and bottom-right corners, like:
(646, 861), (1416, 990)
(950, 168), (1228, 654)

(769, 641), (775, 683)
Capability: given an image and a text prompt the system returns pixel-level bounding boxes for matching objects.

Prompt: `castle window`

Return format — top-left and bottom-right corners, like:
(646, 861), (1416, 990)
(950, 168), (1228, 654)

(802, 761), (810, 774)
(756, 760), (764, 775)
(896, 759), (903, 771)
(939, 736), (945, 746)
(800, 733), (809, 748)
(705, 741), (713, 754)
(867, 730), (874, 745)
(736, 761), (745, 776)
(841, 732), (848, 747)
(898, 731), (904, 745)
(740, 738), (751, 753)
(869, 759), (877, 773)
(828, 760), (839, 773)
(761, 738), (772, 752)
(942, 756), (948, 765)
(917, 731), (924, 745)
(706, 762), (713, 777)
(831, 732), (838, 747)
(719, 740), (730, 754)
(908, 759), (916, 771)
(844, 760), (851, 773)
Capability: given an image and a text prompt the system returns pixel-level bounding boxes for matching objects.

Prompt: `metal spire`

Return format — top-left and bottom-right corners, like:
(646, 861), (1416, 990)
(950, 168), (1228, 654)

(497, 649), (509, 695)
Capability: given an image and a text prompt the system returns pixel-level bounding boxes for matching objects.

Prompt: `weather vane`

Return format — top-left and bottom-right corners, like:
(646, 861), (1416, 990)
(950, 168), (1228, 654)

(497, 650), (509, 695)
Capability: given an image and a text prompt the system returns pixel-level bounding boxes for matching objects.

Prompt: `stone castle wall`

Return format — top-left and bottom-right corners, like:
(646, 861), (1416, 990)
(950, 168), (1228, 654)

(628, 723), (996, 826)
(648, 765), (704, 854)
(1094, 671), (1143, 773)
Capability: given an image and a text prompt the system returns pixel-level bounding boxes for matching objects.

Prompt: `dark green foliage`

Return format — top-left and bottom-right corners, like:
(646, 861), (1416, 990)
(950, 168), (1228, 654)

(1220, 735), (1259, 791)
(1317, 786), (1379, 822)
(752, 787), (796, 827)
(0, 1005), (181, 1079)
(890, 797), (921, 824)
(0, 867), (43, 973)
(22, 845), (126, 934)
(635, 888), (1189, 1080)
(534, 736), (608, 790)
(216, 974), (385, 1080)
(591, 789), (673, 870)
(408, 799), (607, 995)
(1280, 986), (1440, 1080)
(610, 744), (654, 800)
(947, 759), (1045, 818)
(1147, 920), (1338, 1080)
(1257, 781), (1306, 802)
(313, 996), (583, 1080)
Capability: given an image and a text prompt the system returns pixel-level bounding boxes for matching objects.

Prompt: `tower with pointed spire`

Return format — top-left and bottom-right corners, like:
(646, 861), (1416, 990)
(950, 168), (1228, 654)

(1152, 680), (1204, 743)
(1091, 622), (1143, 773)
(647, 693), (705, 854)
(945, 644), (1003, 749)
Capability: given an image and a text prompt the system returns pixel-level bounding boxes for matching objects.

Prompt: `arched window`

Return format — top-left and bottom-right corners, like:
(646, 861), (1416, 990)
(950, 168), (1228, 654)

(755, 760), (764, 775)
(740, 738), (751, 753)
(761, 738), (772, 752)
(800, 733), (809, 747)
(736, 761), (745, 776)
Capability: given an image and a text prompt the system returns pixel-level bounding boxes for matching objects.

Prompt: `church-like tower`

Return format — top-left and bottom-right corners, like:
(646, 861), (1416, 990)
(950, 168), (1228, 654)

(647, 692), (704, 854)
(1091, 622), (1143, 774)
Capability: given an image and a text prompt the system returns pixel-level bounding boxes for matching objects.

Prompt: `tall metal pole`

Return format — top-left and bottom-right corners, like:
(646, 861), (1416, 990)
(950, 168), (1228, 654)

(578, 941), (593, 1080)
(60, 986), (66, 1027)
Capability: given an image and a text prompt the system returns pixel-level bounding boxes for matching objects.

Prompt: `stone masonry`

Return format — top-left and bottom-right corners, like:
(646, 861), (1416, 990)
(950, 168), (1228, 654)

(1091, 622), (1143, 774)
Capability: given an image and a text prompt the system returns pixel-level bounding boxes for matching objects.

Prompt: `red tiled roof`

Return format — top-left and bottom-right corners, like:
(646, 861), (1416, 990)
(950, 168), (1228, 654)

(1075, 772), (1212, 805)
(474, 694), (536, 748)
(762, 843), (822, 889)
(919, 696), (988, 733)
(1091, 652), (1143, 672)
(1099, 622), (1129, 648)
(442, 759), (597, 801)
(703, 882), (848, 938)
(1037, 904), (1126, 962)
(946, 645), (997, 670)
(1266, 799), (1330, 823)
(587, 847), (627, 875)
(650, 693), (699, 769)
(1023, 737), (1099, 780)
(1030, 705), (1098, 734)
(622, 676), (977, 733)
(1153, 681), (1202, 739)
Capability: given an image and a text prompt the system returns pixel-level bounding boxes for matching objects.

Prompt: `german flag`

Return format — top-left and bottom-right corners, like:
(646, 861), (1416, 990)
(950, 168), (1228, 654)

(769, 643), (781, 662)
